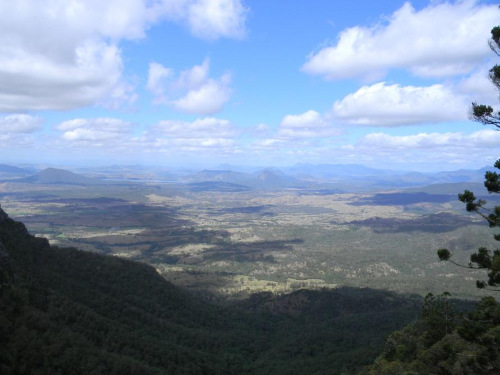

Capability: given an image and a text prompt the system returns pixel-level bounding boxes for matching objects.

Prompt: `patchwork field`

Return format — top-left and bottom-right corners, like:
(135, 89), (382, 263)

(0, 180), (496, 299)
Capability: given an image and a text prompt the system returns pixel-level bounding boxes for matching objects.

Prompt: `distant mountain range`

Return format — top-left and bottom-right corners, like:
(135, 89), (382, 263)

(0, 164), (34, 177)
(183, 164), (491, 191)
(0, 163), (493, 190)
(14, 167), (106, 185)
(184, 168), (303, 189)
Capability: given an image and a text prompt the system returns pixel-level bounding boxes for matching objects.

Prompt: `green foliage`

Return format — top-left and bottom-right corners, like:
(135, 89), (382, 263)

(470, 102), (499, 127)
(490, 25), (500, 54)
(438, 23), (500, 291)
(420, 292), (455, 346)
(437, 248), (451, 261)
(360, 294), (500, 375)
(376, 23), (500, 375)
(471, 25), (500, 128)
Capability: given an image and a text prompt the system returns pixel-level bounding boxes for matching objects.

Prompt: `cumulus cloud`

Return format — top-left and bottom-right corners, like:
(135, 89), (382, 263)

(0, 0), (247, 112)
(245, 123), (272, 137)
(332, 82), (468, 126)
(150, 0), (248, 40)
(152, 117), (236, 138)
(278, 110), (339, 139)
(146, 62), (172, 102)
(0, 1), (146, 111)
(47, 115), (241, 157)
(147, 59), (232, 114)
(345, 129), (500, 169)
(185, 0), (248, 40)
(302, 1), (499, 80)
(358, 130), (500, 148)
(0, 113), (43, 149)
(56, 118), (131, 144)
(0, 114), (42, 133)
(248, 110), (340, 153)
(457, 65), (499, 106)
(145, 117), (238, 151)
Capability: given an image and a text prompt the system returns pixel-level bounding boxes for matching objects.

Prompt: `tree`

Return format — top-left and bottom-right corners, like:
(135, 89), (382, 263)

(470, 26), (500, 129)
(437, 26), (500, 292)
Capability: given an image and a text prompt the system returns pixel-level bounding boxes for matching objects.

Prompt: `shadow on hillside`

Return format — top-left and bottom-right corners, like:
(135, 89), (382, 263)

(351, 192), (456, 206)
(349, 212), (480, 233)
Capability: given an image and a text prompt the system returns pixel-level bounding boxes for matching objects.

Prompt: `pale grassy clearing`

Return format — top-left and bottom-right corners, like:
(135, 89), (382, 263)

(218, 275), (338, 296)
(146, 194), (193, 206)
(0, 201), (67, 216)
(226, 227), (264, 242)
(112, 250), (142, 258)
(169, 243), (215, 256)
(63, 227), (147, 239)
(156, 263), (337, 296)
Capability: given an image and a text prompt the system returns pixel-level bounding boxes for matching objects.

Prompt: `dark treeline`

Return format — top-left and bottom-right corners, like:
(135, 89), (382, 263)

(361, 293), (500, 374)
(0, 207), (421, 375)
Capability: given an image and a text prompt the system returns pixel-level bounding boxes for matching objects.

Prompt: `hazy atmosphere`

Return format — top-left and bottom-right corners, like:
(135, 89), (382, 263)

(1, 0), (499, 171)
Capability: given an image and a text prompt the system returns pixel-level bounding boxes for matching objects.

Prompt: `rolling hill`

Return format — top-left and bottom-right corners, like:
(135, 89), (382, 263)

(0, 164), (34, 178)
(19, 167), (106, 185)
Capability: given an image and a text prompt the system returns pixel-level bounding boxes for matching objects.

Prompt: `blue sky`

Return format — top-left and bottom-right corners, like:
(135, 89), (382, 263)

(0, 0), (499, 171)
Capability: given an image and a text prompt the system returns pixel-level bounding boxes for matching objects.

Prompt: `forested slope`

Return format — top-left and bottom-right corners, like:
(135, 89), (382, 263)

(360, 293), (500, 375)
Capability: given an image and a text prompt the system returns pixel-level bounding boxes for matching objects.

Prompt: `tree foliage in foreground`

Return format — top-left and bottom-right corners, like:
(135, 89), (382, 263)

(471, 26), (500, 129)
(361, 20), (500, 375)
(437, 24), (500, 292)
(360, 293), (500, 375)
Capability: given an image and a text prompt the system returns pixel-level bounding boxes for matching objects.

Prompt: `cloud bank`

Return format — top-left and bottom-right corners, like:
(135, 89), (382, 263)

(302, 1), (499, 80)
(0, 0), (247, 112)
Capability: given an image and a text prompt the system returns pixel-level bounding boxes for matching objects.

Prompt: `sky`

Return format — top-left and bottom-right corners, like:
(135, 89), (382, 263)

(0, 0), (499, 172)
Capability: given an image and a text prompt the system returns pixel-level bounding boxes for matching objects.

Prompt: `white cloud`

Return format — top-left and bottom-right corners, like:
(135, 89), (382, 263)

(253, 138), (285, 148)
(147, 59), (232, 114)
(302, 1), (499, 80)
(357, 129), (500, 149)
(278, 110), (339, 139)
(247, 110), (340, 153)
(246, 123), (272, 137)
(56, 118), (131, 144)
(345, 129), (500, 169)
(146, 62), (172, 103)
(152, 117), (236, 138)
(332, 82), (468, 126)
(175, 59), (211, 90)
(0, 1), (147, 111)
(145, 117), (238, 152)
(457, 64), (499, 106)
(0, 0), (247, 112)
(186, 0), (248, 40)
(49, 116), (239, 156)
(150, 0), (248, 40)
(172, 77), (231, 114)
(247, 110), (340, 154)
(0, 114), (42, 133)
